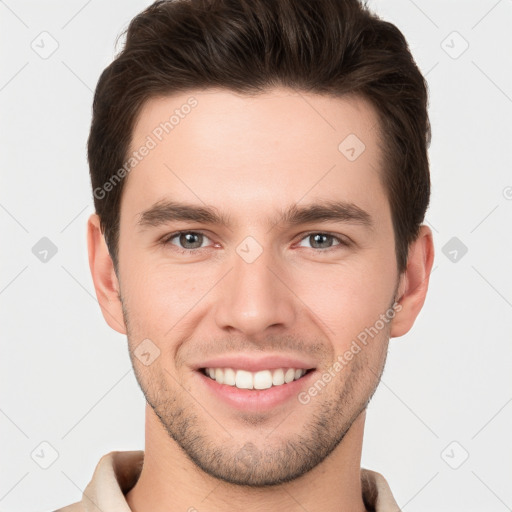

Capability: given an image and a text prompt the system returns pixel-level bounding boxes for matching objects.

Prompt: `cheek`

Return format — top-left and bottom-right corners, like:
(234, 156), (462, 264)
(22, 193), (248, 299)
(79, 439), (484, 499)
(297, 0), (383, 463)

(120, 253), (209, 336)
(290, 252), (397, 346)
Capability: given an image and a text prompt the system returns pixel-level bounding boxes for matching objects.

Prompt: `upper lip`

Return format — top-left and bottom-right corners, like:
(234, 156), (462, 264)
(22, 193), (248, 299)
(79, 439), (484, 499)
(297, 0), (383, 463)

(194, 354), (317, 372)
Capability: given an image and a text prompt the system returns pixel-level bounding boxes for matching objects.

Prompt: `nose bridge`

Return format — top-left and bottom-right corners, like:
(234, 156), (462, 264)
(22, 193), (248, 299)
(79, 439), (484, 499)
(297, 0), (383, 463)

(213, 237), (295, 335)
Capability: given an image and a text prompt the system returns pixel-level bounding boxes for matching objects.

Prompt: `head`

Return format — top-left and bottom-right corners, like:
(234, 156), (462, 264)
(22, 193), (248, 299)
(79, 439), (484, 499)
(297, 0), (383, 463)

(87, 0), (434, 487)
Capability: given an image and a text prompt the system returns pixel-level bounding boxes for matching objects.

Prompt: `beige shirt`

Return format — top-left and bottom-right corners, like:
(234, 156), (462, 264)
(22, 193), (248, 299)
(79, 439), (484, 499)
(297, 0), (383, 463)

(54, 450), (401, 512)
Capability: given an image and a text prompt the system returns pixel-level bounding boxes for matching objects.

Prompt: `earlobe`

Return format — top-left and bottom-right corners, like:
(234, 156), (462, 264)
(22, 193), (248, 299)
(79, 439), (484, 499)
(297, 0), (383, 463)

(390, 225), (435, 338)
(87, 213), (127, 335)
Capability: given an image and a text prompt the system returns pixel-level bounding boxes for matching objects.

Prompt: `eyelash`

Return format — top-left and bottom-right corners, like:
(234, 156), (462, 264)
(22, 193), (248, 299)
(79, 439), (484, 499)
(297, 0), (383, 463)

(160, 230), (350, 256)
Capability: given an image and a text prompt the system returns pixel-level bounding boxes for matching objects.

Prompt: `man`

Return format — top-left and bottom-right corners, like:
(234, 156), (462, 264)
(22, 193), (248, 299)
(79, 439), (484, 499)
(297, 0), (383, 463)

(56, 0), (434, 510)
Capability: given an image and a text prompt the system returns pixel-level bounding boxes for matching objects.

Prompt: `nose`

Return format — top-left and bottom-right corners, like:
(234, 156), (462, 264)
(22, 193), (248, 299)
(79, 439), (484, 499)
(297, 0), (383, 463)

(213, 243), (297, 337)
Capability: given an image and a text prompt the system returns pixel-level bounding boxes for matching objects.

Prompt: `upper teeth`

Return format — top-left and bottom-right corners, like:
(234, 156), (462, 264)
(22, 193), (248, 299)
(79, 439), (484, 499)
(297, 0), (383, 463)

(204, 367), (307, 390)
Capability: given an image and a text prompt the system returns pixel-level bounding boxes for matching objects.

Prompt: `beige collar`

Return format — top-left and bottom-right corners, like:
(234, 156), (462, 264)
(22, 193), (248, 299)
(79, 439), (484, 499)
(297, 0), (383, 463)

(76, 450), (401, 512)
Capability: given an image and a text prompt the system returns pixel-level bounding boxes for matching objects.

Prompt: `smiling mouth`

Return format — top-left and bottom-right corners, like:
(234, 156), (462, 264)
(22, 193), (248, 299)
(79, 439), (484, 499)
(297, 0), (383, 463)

(200, 367), (315, 390)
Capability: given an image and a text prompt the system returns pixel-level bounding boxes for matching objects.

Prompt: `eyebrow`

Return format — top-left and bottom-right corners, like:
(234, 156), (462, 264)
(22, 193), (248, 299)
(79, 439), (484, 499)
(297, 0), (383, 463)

(137, 199), (373, 231)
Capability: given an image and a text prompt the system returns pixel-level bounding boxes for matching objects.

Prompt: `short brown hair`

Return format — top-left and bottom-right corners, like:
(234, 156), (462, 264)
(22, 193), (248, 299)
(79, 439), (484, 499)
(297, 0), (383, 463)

(88, 0), (431, 273)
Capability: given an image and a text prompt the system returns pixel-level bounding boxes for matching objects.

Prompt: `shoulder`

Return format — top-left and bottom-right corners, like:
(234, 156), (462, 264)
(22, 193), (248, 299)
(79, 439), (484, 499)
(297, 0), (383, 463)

(361, 467), (401, 511)
(52, 501), (85, 512)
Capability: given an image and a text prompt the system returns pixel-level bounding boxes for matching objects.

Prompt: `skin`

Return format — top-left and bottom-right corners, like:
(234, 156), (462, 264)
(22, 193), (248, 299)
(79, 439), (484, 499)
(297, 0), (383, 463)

(88, 88), (434, 512)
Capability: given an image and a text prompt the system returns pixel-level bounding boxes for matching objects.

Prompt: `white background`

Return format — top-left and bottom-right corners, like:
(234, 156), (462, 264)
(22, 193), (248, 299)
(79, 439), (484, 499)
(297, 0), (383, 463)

(1, 1), (511, 510)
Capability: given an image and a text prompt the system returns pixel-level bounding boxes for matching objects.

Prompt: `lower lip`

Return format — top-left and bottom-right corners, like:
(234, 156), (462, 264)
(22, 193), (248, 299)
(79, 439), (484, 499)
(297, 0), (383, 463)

(196, 370), (317, 412)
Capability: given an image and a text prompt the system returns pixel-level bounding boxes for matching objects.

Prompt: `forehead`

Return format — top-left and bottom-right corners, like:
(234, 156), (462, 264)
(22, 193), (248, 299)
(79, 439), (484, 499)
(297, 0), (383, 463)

(122, 87), (388, 226)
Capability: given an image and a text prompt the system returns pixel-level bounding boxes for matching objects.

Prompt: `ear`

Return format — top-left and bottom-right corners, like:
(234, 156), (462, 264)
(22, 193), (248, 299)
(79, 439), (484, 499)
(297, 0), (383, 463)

(390, 225), (434, 338)
(87, 213), (127, 335)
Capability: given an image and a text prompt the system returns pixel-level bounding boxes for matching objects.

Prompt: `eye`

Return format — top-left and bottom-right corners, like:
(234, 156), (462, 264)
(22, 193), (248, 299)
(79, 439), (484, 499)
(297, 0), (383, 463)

(160, 230), (350, 255)
(162, 231), (213, 253)
(297, 232), (348, 251)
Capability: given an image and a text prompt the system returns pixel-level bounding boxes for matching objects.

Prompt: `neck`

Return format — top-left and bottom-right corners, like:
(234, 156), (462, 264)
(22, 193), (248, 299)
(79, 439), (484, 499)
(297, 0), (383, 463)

(126, 404), (368, 512)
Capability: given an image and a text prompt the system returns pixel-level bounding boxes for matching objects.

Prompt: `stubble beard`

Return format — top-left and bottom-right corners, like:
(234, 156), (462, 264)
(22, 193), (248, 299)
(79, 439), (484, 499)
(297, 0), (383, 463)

(122, 303), (390, 487)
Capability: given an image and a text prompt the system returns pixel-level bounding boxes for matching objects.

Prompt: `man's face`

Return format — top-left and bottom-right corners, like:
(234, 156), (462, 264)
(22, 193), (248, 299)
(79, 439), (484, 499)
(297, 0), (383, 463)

(116, 88), (400, 485)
